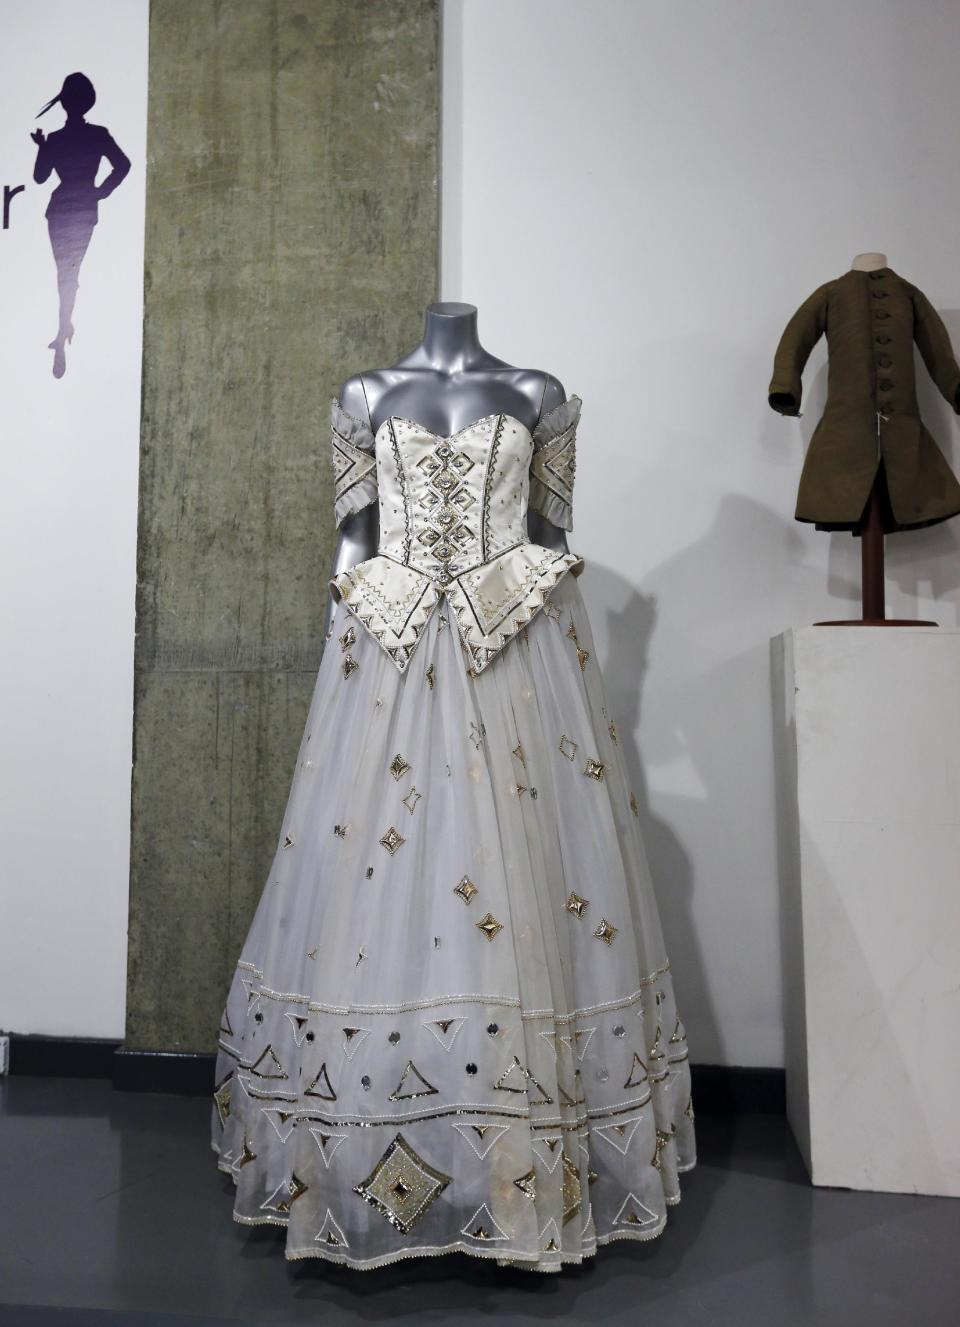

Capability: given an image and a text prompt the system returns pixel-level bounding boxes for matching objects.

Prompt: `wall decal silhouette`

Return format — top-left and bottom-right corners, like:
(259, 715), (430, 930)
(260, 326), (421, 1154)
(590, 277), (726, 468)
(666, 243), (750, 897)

(31, 72), (130, 378)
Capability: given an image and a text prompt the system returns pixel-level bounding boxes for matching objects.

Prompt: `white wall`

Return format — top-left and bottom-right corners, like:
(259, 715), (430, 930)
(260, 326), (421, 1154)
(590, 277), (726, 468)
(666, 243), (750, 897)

(4, 0), (958, 1065)
(0, 0), (148, 1039)
(442, 0), (960, 1066)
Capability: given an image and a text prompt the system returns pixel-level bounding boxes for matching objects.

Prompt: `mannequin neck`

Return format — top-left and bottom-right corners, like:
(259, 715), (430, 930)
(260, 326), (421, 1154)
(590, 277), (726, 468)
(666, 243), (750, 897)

(851, 252), (888, 272)
(412, 303), (488, 373)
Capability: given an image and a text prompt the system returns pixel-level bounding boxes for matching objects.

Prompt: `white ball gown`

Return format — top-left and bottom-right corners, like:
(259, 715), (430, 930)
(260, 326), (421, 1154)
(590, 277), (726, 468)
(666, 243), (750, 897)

(210, 389), (697, 1271)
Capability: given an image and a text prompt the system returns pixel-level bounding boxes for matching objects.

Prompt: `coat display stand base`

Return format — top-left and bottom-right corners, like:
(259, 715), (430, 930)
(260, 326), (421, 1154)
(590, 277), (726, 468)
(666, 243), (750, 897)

(771, 626), (960, 1197)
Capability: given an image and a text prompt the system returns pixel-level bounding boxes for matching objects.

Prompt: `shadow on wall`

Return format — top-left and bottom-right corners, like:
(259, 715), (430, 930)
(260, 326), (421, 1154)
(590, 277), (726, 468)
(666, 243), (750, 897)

(578, 490), (863, 1069)
(576, 558), (721, 1070)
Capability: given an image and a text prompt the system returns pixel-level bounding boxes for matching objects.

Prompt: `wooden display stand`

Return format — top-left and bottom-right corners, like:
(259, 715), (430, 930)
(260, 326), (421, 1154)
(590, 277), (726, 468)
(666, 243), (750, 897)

(816, 465), (937, 626)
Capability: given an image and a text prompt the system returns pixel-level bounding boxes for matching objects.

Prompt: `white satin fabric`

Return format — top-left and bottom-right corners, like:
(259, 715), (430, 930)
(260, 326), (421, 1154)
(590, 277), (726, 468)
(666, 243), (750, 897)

(329, 397), (584, 674)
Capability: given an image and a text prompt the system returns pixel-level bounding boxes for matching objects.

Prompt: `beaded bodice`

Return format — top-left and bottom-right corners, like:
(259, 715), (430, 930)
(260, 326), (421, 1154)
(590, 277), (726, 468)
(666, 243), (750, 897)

(376, 414), (545, 584)
(329, 394), (583, 674)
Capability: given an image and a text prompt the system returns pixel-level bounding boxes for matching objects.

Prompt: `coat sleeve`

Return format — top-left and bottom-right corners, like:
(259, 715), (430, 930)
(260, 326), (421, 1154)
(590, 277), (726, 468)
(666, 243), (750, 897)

(911, 287), (960, 413)
(767, 283), (831, 416)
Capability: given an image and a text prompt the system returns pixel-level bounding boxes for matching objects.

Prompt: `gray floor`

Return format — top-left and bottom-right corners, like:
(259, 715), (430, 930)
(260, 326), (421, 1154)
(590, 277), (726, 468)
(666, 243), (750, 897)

(1, 1075), (958, 1327)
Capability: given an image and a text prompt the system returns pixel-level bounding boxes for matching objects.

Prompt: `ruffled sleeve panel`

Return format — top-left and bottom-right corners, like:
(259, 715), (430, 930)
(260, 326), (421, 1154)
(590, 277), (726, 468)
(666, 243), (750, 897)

(528, 393), (580, 531)
(330, 396), (378, 527)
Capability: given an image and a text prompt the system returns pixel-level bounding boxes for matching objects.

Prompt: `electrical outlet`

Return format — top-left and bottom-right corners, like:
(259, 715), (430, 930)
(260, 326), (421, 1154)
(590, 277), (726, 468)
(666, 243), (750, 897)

(0, 1035), (9, 1075)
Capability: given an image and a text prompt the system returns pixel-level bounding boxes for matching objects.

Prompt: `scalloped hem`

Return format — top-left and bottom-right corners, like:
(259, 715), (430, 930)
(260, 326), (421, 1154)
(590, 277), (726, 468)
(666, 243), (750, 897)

(213, 1149), (698, 1274)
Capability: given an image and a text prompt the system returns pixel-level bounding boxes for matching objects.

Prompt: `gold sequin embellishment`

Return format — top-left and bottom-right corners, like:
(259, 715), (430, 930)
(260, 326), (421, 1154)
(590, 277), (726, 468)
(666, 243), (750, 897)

(389, 753), (411, 781)
(342, 654), (359, 679)
(566, 620), (590, 671)
(593, 918), (618, 945)
(583, 758), (606, 781)
(353, 1133), (452, 1234)
(559, 733), (578, 762)
(565, 891), (590, 919)
(475, 911), (504, 941)
(453, 875), (478, 905)
(379, 826), (406, 854)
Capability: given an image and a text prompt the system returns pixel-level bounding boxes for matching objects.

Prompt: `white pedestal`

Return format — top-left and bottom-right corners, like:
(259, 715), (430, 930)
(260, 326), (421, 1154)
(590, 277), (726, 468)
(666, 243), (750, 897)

(772, 626), (960, 1197)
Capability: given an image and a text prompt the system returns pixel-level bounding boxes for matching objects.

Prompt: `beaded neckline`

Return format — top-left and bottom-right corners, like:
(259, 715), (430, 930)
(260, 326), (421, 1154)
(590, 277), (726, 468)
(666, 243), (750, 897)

(373, 411), (533, 444)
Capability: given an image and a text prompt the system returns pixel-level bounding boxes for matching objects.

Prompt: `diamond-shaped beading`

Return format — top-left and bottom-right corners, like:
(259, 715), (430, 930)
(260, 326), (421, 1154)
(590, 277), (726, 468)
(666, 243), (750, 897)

(414, 438), (481, 580)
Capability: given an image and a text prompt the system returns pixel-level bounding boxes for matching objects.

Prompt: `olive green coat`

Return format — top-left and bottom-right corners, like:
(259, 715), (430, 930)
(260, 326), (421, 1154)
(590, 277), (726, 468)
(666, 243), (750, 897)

(768, 266), (960, 531)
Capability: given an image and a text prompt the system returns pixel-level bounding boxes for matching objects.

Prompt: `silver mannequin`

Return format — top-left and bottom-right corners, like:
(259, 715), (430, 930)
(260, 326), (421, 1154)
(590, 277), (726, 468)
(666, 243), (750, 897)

(323, 301), (571, 639)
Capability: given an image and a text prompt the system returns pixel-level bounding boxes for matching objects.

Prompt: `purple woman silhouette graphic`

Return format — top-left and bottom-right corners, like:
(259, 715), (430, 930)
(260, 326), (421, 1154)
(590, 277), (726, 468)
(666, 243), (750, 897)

(30, 73), (130, 378)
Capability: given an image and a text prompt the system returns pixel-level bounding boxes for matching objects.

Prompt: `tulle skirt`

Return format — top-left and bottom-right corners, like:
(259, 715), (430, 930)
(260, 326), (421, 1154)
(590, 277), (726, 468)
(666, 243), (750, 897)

(211, 572), (697, 1271)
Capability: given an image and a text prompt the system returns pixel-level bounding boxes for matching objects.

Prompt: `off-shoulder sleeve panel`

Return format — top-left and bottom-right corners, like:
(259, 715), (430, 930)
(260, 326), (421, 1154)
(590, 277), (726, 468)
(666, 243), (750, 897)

(330, 396), (378, 527)
(528, 393), (580, 530)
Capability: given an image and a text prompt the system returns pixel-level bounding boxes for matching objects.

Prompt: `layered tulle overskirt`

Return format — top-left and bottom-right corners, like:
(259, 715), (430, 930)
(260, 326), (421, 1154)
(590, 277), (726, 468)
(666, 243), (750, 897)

(211, 573), (696, 1270)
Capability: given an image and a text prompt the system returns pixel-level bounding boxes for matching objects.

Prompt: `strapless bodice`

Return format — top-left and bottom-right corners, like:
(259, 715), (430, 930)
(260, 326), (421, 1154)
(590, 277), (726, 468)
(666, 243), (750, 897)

(328, 394), (583, 674)
(374, 413), (542, 584)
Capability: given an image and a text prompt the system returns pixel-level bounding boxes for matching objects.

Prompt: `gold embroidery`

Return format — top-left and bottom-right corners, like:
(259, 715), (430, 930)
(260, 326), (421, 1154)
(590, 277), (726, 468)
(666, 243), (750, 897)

(315, 1209), (348, 1246)
(342, 654), (359, 678)
(401, 786), (422, 815)
(353, 1133), (451, 1234)
(608, 719), (618, 743)
(623, 1052), (649, 1089)
(583, 758), (606, 781)
(461, 1203), (509, 1241)
(565, 892), (589, 919)
(512, 742), (526, 766)
(559, 733), (578, 761)
(561, 1154), (582, 1224)
(566, 620), (589, 670)
(475, 911), (504, 941)
(629, 791), (639, 817)
(453, 875), (478, 905)
(379, 826), (406, 854)
(268, 1172), (308, 1214)
(494, 1054), (553, 1103)
(389, 753), (411, 781)
(425, 663), (436, 690)
(304, 1063), (337, 1100)
(652, 1124), (676, 1171)
(339, 625), (356, 652)
(388, 1060), (439, 1101)
(593, 918), (618, 945)
(213, 1074), (232, 1127)
(513, 1168), (537, 1201)
(248, 1045), (288, 1079)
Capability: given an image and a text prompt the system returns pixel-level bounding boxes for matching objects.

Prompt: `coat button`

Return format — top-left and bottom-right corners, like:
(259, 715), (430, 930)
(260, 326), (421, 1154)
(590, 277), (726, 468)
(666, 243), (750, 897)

(871, 289), (888, 298)
(878, 378), (894, 390)
(868, 270), (885, 279)
(874, 309), (890, 319)
(876, 355), (892, 367)
(875, 333), (891, 343)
